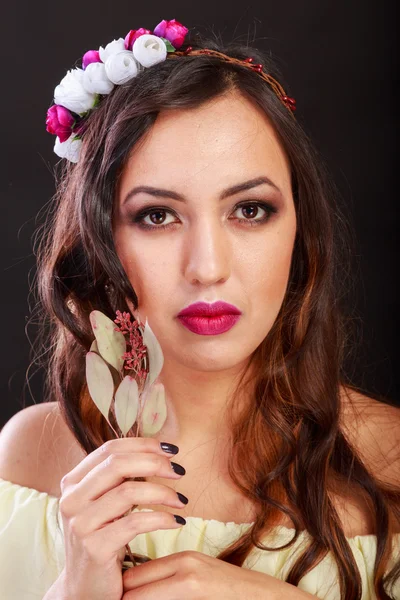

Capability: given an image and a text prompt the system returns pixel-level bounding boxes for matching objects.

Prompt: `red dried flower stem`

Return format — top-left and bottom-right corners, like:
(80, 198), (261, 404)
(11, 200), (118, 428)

(113, 309), (150, 568)
(114, 310), (148, 392)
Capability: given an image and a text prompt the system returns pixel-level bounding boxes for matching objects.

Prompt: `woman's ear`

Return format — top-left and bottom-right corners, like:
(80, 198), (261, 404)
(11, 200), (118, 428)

(125, 297), (142, 325)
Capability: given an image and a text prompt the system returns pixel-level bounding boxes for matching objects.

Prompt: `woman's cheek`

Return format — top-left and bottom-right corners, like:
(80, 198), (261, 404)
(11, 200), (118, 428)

(251, 248), (293, 316)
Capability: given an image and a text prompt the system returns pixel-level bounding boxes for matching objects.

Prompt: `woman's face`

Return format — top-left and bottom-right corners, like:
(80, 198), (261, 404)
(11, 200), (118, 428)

(113, 91), (297, 375)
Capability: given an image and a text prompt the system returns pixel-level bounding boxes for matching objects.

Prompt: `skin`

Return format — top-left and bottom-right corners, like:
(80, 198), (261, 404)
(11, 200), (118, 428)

(113, 89), (297, 453)
(121, 550), (316, 599)
(44, 91), (399, 596)
(52, 91), (392, 599)
(111, 90), (310, 598)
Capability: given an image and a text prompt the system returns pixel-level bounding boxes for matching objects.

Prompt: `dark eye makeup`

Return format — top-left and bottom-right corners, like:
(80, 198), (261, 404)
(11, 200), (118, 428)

(127, 200), (278, 231)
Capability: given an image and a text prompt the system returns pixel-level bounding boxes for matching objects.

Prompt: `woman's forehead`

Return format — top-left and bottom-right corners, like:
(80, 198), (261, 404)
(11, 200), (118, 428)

(118, 94), (292, 203)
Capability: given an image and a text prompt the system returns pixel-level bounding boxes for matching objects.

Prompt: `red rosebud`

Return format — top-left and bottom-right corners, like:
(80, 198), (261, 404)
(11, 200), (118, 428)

(46, 105), (75, 142)
(124, 28), (152, 51)
(82, 50), (101, 70)
(153, 18), (189, 49)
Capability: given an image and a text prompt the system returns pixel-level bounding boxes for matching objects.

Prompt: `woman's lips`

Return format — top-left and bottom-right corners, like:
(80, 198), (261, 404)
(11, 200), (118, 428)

(177, 314), (241, 335)
(177, 300), (241, 318)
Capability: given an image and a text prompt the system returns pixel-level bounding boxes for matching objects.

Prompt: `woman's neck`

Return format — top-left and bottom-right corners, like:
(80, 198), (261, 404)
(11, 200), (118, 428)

(156, 354), (253, 442)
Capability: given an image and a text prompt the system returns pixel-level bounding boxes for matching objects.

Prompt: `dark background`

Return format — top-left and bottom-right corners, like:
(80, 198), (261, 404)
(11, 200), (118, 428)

(1, 2), (398, 427)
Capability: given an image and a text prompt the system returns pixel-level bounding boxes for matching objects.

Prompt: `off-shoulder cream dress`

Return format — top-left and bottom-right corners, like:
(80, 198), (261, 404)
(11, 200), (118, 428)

(0, 478), (399, 599)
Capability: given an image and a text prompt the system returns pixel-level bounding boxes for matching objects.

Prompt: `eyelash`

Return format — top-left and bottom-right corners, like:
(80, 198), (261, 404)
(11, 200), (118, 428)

(131, 201), (278, 231)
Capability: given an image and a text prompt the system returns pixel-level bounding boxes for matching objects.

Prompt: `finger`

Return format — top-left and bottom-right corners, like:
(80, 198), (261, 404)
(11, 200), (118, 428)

(73, 480), (188, 534)
(123, 551), (206, 591)
(123, 573), (192, 600)
(83, 511), (186, 563)
(123, 554), (177, 591)
(61, 437), (179, 487)
(60, 452), (185, 515)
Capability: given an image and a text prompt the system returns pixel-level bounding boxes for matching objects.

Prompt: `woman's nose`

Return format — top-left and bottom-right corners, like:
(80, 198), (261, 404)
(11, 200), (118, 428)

(183, 219), (231, 286)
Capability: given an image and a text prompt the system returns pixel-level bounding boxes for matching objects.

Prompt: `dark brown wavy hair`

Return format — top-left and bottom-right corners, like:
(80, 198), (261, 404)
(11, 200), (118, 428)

(30, 29), (400, 599)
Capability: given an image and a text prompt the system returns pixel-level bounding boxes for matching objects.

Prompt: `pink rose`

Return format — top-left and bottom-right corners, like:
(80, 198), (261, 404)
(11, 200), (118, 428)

(153, 19), (188, 49)
(46, 105), (75, 142)
(124, 28), (152, 51)
(82, 50), (101, 70)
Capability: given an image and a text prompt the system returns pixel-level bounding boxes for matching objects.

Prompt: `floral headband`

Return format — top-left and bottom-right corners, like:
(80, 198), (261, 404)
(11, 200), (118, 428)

(46, 18), (296, 163)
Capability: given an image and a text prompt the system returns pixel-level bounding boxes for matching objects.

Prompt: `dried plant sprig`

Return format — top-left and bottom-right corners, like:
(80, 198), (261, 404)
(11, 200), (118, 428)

(114, 310), (148, 384)
(85, 308), (167, 570)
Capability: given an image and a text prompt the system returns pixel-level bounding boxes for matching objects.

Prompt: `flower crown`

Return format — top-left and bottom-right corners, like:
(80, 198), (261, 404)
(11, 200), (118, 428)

(46, 18), (296, 164)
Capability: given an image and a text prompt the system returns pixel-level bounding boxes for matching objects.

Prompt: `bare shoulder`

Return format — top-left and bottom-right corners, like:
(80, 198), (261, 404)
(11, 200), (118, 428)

(0, 402), (86, 497)
(339, 384), (400, 486)
(334, 385), (400, 536)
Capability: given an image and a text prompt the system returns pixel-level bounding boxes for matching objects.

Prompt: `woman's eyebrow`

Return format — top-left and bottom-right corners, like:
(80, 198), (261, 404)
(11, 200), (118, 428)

(122, 176), (282, 205)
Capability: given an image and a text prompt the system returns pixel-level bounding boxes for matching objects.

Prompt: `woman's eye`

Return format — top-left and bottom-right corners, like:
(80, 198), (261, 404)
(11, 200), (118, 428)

(232, 202), (276, 226)
(132, 201), (277, 231)
(136, 208), (176, 230)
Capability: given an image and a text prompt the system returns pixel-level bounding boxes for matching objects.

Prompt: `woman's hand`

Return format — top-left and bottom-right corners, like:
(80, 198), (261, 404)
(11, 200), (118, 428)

(122, 550), (316, 599)
(57, 437), (188, 600)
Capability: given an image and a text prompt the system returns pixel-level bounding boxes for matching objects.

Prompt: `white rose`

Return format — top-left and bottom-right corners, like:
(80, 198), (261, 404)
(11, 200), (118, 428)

(82, 62), (115, 95)
(132, 34), (167, 68)
(54, 68), (96, 115)
(54, 134), (82, 163)
(99, 37), (126, 63)
(104, 51), (139, 85)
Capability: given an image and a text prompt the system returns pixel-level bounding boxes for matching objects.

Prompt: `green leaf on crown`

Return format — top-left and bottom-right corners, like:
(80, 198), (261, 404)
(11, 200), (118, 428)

(159, 37), (176, 52)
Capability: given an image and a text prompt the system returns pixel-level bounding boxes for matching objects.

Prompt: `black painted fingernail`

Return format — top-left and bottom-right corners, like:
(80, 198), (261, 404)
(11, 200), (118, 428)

(170, 462), (186, 475)
(160, 442), (179, 455)
(173, 514), (187, 525)
(177, 492), (189, 505)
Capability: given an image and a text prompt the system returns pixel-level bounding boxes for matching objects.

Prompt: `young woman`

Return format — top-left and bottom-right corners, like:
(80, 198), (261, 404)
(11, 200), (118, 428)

(0, 18), (399, 600)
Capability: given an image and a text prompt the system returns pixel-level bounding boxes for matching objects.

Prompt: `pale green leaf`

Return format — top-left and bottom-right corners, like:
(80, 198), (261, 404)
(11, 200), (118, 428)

(142, 319), (164, 390)
(140, 382), (167, 436)
(85, 351), (114, 424)
(89, 310), (126, 372)
(114, 376), (139, 436)
(90, 339), (99, 353)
